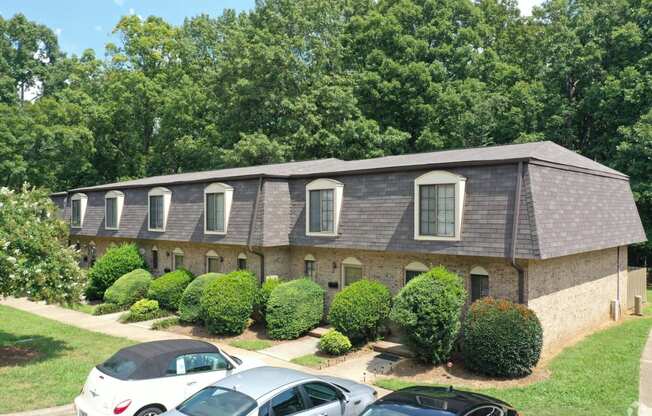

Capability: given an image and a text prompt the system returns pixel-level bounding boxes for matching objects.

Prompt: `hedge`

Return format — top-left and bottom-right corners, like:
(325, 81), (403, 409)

(178, 273), (223, 323)
(147, 269), (194, 311)
(85, 244), (146, 300)
(255, 276), (282, 320)
(122, 299), (166, 322)
(103, 268), (152, 307)
(390, 266), (466, 364)
(461, 298), (543, 377)
(328, 279), (391, 343)
(318, 330), (352, 355)
(266, 278), (324, 340)
(200, 270), (258, 334)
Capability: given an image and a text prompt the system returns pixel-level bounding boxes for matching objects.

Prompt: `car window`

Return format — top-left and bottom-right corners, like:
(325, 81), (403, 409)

(177, 386), (256, 416)
(303, 382), (340, 407)
(98, 353), (138, 380)
(270, 388), (306, 416)
(167, 353), (229, 375)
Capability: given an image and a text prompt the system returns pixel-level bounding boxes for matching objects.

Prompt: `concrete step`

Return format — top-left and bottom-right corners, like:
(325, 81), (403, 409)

(307, 326), (332, 338)
(372, 340), (415, 358)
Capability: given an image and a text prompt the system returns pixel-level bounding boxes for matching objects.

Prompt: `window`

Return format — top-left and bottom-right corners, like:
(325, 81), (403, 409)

(238, 253), (247, 270)
(405, 262), (428, 284)
(342, 257), (362, 287)
(152, 247), (159, 270)
(204, 183), (233, 234)
(302, 382), (340, 407)
(167, 353), (229, 375)
(104, 190), (124, 230)
(70, 193), (87, 228)
(305, 178), (344, 237)
(470, 266), (489, 302)
(177, 387), (256, 416)
(304, 254), (316, 279)
(148, 187), (171, 232)
(270, 388), (305, 416)
(173, 248), (184, 270)
(206, 250), (220, 273)
(414, 171), (466, 241)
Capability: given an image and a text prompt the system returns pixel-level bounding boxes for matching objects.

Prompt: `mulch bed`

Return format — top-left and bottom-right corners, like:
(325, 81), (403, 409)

(0, 346), (41, 366)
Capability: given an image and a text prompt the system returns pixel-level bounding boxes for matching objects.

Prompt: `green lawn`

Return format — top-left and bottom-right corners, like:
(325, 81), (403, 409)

(63, 302), (97, 314)
(229, 339), (273, 351)
(291, 354), (326, 368)
(376, 291), (652, 416)
(0, 305), (134, 413)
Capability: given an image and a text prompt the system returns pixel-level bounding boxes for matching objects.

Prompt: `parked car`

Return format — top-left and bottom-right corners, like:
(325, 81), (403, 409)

(74, 339), (262, 416)
(360, 386), (519, 416)
(164, 366), (377, 416)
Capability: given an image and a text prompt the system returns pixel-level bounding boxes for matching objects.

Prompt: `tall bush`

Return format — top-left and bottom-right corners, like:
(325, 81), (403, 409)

(328, 279), (391, 343)
(266, 278), (324, 339)
(200, 270), (258, 334)
(179, 272), (222, 323)
(85, 243), (146, 300)
(390, 266), (466, 364)
(255, 276), (282, 320)
(147, 268), (194, 310)
(461, 298), (543, 378)
(103, 268), (152, 307)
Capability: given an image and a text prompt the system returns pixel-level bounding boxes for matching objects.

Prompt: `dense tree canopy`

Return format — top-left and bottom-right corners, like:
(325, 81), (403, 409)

(0, 0), (650, 261)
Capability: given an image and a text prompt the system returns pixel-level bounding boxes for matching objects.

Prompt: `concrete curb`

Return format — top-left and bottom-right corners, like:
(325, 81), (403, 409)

(1, 404), (74, 416)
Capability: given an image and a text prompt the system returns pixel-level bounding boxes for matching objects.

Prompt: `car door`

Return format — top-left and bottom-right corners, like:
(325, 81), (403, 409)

(298, 382), (344, 416)
(173, 352), (232, 398)
(259, 387), (308, 416)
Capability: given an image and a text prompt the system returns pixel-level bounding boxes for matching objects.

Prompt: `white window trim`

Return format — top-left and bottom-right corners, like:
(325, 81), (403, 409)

(204, 182), (234, 235)
(305, 178), (344, 237)
(404, 261), (429, 285)
(148, 187), (172, 232)
(172, 247), (184, 270)
(341, 256), (362, 288)
(470, 266), (489, 276)
(70, 193), (88, 229)
(206, 249), (220, 273)
(104, 190), (124, 230)
(414, 171), (466, 241)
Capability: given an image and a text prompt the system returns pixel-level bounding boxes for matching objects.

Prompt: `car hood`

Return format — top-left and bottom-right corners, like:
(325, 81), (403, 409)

(318, 375), (376, 397)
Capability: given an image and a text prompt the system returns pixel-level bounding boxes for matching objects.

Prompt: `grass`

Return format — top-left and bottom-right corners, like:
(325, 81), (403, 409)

(0, 305), (134, 413)
(229, 339), (273, 351)
(375, 290), (652, 416)
(291, 354), (326, 368)
(62, 302), (97, 314)
(151, 316), (180, 330)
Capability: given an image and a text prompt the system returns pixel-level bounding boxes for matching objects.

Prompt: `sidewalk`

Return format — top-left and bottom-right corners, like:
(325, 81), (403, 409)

(641, 329), (652, 416)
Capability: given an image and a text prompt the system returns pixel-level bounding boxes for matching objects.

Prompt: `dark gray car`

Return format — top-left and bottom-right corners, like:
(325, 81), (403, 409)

(163, 366), (377, 416)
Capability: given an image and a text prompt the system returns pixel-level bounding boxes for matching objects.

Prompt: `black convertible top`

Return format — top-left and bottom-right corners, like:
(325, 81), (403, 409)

(98, 339), (219, 380)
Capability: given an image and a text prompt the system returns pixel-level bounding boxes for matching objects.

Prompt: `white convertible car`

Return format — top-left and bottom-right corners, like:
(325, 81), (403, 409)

(74, 339), (262, 416)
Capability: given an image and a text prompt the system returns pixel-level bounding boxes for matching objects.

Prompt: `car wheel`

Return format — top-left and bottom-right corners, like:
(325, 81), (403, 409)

(135, 406), (165, 416)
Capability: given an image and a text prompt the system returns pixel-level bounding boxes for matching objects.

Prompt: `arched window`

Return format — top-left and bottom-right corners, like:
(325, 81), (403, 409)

(206, 250), (220, 273)
(341, 257), (362, 288)
(70, 193), (88, 228)
(470, 266), (489, 302)
(305, 178), (344, 237)
(173, 247), (184, 270)
(414, 171), (466, 241)
(404, 261), (429, 284)
(148, 187), (172, 232)
(304, 254), (316, 279)
(204, 183), (234, 234)
(104, 190), (124, 230)
(237, 252), (247, 270)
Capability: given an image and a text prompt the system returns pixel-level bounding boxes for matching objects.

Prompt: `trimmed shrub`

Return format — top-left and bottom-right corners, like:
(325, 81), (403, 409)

(85, 244), (146, 300)
(461, 298), (543, 378)
(179, 273), (223, 323)
(147, 269), (194, 311)
(328, 279), (391, 343)
(92, 302), (123, 315)
(390, 266), (466, 364)
(123, 299), (166, 322)
(103, 269), (152, 307)
(200, 270), (258, 334)
(318, 330), (352, 355)
(255, 276), (282, 319)
(266, 278), (324, 340)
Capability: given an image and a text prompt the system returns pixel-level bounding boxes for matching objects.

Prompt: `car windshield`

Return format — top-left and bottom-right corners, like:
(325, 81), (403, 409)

(98, 352), (138, 380)
(361, 404), (456, 416)
(177, 386), (256, 416)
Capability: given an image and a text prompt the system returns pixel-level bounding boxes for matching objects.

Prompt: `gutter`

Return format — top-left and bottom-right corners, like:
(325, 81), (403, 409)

(247, 175), (265, 283)
(510, 161), (526, 304)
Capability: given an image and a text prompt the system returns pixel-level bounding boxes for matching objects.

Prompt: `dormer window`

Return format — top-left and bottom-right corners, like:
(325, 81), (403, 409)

(148, 187), (171, 232)
(204, 183), (234, 235)
(414, 171), (466, 241)
(104, 190), (124, 230)
(70, 193), (87, 228)
(306, 178), (344, 237)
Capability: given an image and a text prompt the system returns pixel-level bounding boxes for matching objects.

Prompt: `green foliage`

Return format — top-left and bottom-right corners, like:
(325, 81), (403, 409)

(147, 268), (194, 311)
(255, 276), (282, 319)
(92, 303), (124, 315)
(328, 279), (391, 344)
(266, 278), (324, 340)
(200, 270), (258, 334)
(178, 272), (223, 323)
(229, 339), (273, 351)
(290, 354), (326, 368)
(123, 298), (166, 322)
(318, 330), (352, 356)
(103, 268), (152, 307)
(151, 316), (179, 330)
(390, 266), (466, 364)
(0, 186), (83, 303)
(85, 243), (146, 300)
(461, 298), (543, 378)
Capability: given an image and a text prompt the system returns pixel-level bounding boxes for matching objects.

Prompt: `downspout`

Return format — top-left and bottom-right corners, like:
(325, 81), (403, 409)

(510, 161), (526, 304)
(247, 175), (265, 284)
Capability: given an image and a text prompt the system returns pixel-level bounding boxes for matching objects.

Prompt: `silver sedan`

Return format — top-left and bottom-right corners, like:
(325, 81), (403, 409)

(163, 366), (377, 416)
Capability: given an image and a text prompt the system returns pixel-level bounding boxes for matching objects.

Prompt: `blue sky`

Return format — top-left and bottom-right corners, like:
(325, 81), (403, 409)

(1, 0), (543, 57)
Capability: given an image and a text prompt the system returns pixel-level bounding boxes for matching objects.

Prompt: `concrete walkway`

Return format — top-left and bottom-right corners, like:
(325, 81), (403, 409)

(259, 336), (320, 361)
(641, 329), (652, 416)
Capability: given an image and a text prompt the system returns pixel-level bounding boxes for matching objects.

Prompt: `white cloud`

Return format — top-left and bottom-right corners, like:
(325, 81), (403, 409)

(113, 0), (125, 6)
(518, 0), (544, 16)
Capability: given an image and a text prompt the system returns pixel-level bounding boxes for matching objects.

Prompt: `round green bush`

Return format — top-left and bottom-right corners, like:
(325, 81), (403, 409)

(266, 278), (324, 340)
(318, 330), (352, 356)
(389, 266), (466, 364)
(85, 243), (146, 300)
(126, 298), (164, 322)
(147, 268), (194, 311)
(461, 298), (543, 378)
(200, 270), (258, 334)
(328, 279), (391, 343)
(103, 268), (152, 307)
(255, 276), (282, 320)
(179, 273), (223, 323)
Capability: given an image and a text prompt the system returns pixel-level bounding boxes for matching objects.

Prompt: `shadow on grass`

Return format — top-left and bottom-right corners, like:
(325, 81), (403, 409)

(0, 331), (70, 367)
